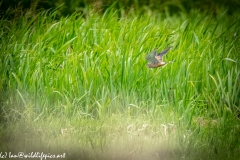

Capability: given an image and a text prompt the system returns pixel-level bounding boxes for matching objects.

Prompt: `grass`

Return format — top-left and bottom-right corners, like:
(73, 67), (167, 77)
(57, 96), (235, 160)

(0, 5), (240, 160)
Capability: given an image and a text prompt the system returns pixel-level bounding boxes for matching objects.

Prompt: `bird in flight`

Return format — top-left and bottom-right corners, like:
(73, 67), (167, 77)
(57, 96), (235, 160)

(145, 46), (172, 68)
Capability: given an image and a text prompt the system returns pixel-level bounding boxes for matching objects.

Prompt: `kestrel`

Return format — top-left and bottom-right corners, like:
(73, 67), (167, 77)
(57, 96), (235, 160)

(146, 46), (172, 68)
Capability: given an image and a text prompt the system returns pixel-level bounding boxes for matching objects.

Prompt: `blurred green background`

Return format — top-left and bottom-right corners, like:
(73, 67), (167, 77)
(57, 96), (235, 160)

(1, 0), (240, 17)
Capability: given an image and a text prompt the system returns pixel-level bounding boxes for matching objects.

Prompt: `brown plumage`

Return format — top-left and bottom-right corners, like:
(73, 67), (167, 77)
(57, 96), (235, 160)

(146, 46), (172, 68)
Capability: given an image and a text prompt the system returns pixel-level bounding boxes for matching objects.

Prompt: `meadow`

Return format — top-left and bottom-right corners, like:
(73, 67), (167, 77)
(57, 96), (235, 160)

(0, 4), (239, 160)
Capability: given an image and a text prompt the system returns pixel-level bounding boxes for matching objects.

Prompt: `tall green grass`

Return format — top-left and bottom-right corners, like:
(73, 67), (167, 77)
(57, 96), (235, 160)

(0, 6), (239, 159)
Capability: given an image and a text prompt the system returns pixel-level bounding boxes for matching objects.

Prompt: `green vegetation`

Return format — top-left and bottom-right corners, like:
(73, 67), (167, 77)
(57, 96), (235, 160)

(0, 3), (239, 160)
(1, 0), (240, 16)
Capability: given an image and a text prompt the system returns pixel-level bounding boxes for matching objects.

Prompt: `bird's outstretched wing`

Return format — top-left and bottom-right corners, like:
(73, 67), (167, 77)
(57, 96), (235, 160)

(145, 49), (159, 64)
(156, 46), (172, 57)
(155, 46), (172, 62)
